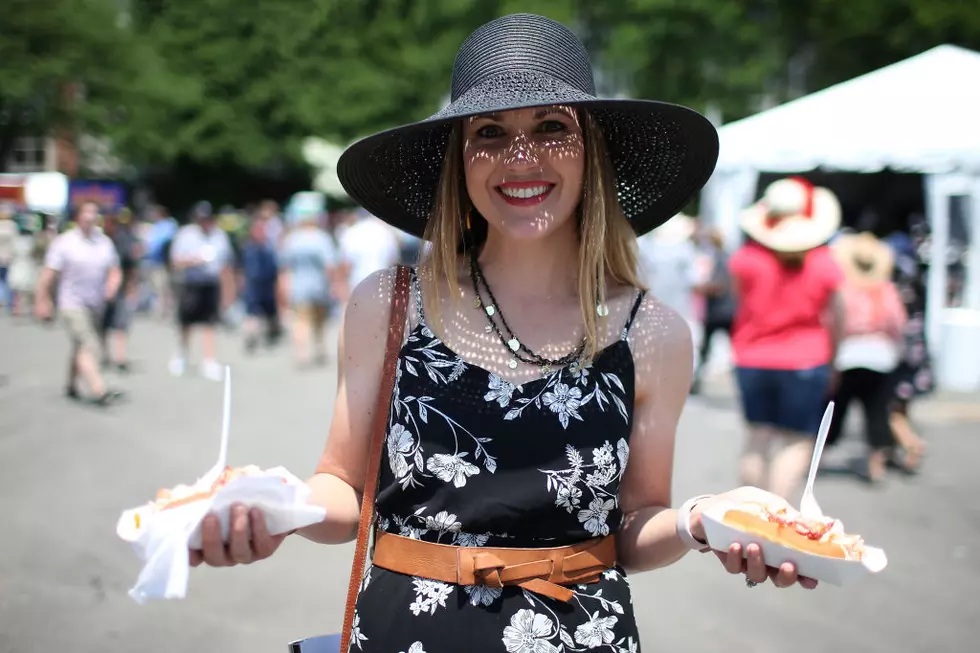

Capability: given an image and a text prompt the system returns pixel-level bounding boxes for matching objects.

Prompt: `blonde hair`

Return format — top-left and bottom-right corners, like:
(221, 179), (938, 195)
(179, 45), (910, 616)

(419, 109), (644, 361)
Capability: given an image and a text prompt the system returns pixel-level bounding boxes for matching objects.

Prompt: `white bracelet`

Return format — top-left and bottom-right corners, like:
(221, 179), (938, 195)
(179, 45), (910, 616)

(676, 494), (713, 553)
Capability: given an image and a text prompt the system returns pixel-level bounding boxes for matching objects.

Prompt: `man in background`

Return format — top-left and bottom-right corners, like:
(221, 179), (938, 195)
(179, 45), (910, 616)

(168, 201), (235, 381)
(35, 201), (122, 406)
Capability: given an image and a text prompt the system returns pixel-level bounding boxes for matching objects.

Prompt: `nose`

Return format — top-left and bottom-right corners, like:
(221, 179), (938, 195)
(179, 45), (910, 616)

(501, 132), (540, 170)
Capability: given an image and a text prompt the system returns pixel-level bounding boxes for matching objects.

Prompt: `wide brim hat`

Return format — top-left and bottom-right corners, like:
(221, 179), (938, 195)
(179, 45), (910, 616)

(337, 13), (719, 239)
(832, 232), (895, 284)
(740, 177), (841, 253)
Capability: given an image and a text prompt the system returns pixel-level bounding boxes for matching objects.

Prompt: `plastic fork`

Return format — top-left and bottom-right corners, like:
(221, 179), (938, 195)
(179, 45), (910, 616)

(798, 401), (835, 520)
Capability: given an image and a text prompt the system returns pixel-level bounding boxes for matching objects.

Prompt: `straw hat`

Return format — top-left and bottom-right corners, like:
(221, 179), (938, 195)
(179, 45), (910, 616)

(740, 177), (841, 253)
(832, 232), (895, 284)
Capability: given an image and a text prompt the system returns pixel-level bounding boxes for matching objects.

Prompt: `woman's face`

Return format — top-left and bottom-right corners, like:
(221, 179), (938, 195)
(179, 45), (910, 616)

(463, 105), (585, 240)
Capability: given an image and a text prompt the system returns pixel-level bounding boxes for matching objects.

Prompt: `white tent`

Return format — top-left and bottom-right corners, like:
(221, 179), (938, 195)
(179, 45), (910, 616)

(701, 45), (980, 390)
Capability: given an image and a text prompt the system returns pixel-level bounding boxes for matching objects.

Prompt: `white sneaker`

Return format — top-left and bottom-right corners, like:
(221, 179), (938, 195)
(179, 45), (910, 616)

(169, 356), (186, 377)
(200, 359), (224, 382)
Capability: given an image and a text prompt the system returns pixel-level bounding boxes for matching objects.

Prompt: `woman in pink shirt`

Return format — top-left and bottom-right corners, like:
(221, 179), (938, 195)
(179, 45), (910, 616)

(729, 178), (845, 501)
(827, 233), (908, 482)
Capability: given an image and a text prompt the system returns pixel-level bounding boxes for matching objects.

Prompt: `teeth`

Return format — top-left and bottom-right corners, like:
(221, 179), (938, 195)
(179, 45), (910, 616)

(500, 185), (550, 199)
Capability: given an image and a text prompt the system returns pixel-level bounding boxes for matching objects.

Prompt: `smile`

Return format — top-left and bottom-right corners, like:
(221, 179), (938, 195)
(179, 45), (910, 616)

(496, 182), (555, 206)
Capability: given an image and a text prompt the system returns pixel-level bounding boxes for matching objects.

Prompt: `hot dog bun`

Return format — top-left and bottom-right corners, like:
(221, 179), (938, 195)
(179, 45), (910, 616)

(152, 465), (278, 511)
(722, 502), (865, 561)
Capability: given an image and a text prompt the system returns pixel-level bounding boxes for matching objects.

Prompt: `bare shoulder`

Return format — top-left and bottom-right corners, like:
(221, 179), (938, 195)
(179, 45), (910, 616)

(627, 293), (694, 400)
(342, 266), (401, 340)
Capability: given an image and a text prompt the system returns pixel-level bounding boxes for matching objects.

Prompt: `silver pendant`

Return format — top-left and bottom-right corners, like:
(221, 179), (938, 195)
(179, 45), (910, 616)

(485, 305), (496, 316)
(507, 338), (520, 351)
(507, 359), (518, 370)
(596, 303), (609, 317)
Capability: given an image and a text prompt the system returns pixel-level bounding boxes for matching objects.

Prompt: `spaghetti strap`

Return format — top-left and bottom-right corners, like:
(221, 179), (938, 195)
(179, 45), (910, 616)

(621, 290), (646, 340)
(410, 267), (427, 328)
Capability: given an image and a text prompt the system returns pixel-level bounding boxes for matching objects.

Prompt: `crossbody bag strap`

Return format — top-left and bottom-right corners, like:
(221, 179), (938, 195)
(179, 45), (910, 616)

(339, 264), (410, 653)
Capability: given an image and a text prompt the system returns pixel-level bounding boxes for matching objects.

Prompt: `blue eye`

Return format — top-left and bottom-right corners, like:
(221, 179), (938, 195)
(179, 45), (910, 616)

(477, 125), (503, 138)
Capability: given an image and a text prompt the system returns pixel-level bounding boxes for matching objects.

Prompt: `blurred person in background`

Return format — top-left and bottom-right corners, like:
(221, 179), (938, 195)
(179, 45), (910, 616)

(337, 208), (400, 291)
(826, 233), (908, 483)
(636, 213), (700, 361)
(239, 218), (282, 353)
(730, 178), (844, 500)
(142, 205), (179, 319)
(101, 209), (144, 372)
(35, 201), (122, 405)
(256, 199), (285, 247)
(6, 212), (43, 317)
(168, 201), (235, 381)
(883, 226), (931, 473)
(690, 225), (736, 394)
(0, 203), (16, 310)
(278, 205), (343, 367)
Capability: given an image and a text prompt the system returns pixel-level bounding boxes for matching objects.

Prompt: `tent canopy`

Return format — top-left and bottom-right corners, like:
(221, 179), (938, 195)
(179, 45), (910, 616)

(715, 45), (980, 175)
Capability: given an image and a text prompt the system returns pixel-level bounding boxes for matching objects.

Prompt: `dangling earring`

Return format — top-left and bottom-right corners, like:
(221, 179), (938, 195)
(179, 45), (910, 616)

(595, 271), (609, 317)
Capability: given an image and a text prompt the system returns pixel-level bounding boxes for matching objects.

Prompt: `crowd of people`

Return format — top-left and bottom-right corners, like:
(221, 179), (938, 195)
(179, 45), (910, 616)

(637, 176), (933, 489)
(0, 194), (416, 404)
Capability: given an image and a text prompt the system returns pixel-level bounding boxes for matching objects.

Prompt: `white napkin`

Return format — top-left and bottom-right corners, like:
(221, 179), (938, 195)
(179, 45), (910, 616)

(117, 466), (326, 603)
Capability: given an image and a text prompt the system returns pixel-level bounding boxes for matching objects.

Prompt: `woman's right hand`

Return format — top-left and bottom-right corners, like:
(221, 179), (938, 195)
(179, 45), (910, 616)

(190, 504), (289, 567)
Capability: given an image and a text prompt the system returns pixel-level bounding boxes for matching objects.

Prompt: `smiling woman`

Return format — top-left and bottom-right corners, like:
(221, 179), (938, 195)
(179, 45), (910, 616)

(190, 13), (820, 653)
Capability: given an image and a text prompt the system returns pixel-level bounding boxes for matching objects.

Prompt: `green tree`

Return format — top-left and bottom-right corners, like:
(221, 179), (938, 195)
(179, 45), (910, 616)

(0, 0), (170, 173)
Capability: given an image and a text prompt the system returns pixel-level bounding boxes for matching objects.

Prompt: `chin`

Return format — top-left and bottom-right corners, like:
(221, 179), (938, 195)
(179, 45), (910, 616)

(495, 214), (573, 240)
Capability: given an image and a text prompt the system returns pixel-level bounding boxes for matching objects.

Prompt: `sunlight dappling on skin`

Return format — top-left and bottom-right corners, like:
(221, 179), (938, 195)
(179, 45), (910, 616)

(354, 105), (693, 390)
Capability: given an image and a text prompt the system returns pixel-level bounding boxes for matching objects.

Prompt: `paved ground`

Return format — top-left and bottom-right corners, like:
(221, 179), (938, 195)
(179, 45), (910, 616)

(1, 314), (977, 653)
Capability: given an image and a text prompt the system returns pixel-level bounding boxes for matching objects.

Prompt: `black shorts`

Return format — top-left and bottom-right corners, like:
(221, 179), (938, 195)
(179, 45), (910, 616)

(178, 283), (220, 326)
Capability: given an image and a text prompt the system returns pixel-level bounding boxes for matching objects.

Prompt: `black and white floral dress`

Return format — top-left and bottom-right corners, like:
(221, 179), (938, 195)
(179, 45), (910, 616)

(349, 272), (647, 653)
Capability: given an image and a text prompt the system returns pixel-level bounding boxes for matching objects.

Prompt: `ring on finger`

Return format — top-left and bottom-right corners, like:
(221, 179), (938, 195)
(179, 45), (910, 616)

(745, 578), (763, 588)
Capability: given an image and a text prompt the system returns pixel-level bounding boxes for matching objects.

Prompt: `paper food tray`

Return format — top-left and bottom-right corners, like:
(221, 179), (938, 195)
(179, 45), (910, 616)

(699, 501), (888, 586)
(117, 466), (326, 550)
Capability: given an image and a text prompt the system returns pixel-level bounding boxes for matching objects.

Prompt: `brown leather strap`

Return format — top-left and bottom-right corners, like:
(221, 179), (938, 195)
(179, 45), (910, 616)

(339, 265), (410, 653)
(371, 531), (616, 603)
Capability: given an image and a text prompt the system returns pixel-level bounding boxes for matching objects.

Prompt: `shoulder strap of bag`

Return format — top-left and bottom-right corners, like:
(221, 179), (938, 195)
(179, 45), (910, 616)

(339, 264), (410, 653)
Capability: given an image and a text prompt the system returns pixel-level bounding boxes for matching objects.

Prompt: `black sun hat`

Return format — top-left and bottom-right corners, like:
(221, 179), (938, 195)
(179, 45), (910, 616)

(337, 13), (719, 239)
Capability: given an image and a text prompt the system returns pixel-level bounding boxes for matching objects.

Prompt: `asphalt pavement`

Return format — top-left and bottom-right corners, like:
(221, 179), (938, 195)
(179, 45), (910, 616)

(0, 314), (977, 653)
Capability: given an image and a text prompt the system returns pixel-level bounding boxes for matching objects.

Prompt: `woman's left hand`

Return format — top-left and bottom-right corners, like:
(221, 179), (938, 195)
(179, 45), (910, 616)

(692, 486), (819, 590)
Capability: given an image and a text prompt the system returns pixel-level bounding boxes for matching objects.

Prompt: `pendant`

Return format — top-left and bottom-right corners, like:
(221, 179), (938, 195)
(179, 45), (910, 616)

(507, 359), (518, 370)
(507, 338), (520, 351)
(485, 305), (496, 316)
(596, 303), (609, 317)
(473, 297), (482, 309)
(485, 325), (493, 333)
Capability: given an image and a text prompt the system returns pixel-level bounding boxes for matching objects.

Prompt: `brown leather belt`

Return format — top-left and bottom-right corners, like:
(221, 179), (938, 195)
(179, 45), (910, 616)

(372, 530), (616, 602)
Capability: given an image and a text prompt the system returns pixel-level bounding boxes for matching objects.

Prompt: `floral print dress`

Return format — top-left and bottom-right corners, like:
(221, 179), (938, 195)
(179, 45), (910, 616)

(349, 272), (646, 653)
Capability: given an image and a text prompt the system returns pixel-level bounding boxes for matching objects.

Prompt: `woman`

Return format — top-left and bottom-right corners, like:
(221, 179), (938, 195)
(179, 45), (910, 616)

(7, 213), (42, 316)
(192, 14), (816, 651)
(729, 177), (845, 501)
(826, 233), (907, 482)
(278, 206), (344, 367)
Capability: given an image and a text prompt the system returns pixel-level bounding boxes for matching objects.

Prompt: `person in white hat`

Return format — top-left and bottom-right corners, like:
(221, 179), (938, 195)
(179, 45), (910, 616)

(729, 177), (846, 500)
